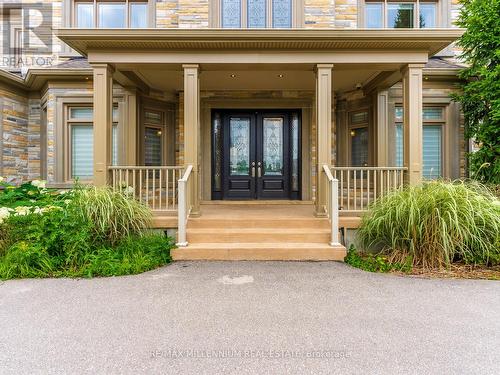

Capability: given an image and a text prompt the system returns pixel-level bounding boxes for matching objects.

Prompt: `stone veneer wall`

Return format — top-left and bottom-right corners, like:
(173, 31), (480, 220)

(0, 84), (41, 183)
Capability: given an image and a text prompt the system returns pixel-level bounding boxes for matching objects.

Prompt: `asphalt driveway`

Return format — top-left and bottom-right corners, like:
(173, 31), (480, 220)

(1, 261), (499, 375)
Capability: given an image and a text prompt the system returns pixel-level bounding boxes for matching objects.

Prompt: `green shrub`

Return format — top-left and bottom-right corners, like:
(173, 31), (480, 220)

(357, 181), (500, 268)
(0, 180), (71, 209)
(0, 183), (173, 280)
(344, 245), (412, 273)
(78, 234), (173, 278)
(73, 186), (152, 245)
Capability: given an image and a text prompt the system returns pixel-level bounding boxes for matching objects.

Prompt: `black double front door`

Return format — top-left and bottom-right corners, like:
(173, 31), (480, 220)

(212, 110), (300, 200)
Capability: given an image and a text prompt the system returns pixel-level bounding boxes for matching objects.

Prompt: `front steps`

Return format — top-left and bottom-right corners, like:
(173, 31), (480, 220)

(171, 205), (347, 261)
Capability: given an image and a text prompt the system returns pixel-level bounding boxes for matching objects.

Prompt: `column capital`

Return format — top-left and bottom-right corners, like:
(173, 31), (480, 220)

(400, 63), (426, 75)
(182, 64), (200, 70)
(91, 63), (115, 74)
(315, 64), (334, 73)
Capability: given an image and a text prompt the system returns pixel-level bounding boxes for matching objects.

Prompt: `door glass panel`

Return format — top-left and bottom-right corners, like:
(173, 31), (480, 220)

(213, 113), (223, 191)
(291, 113), (299, 191)
(229, 118), (250, 175)
(263, 118), (284, 176)
(144, 127), (162, 166)
(351, 127), (369, 167)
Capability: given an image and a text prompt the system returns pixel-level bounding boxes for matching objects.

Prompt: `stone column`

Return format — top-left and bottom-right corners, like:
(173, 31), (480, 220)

(402, 64), (424, 185)
(92, 63), (114, 186)
(183, 64), (200, 216)
(315, 64), (333, 216)
(376, 90), (389, 167)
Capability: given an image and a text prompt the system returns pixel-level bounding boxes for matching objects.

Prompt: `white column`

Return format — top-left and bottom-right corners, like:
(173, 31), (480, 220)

(92, 63), (114, 186)
(402, 64), (424, 185)
(315, 64), (334, 216)
(376, 90), (389, 167)
(183, 64), (200, 215)
(124, 88), (137, 166)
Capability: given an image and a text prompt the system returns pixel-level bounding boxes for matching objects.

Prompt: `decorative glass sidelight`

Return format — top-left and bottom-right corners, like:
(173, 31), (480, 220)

(272, 0), (292, 28)
(291, 113), (299, 191)
(248, 0), (266, 28)
(213, 113), (223, 191)
(222, 0), (242, 28)
(263, 118), (284, 176)
(229, 118), (251, 175)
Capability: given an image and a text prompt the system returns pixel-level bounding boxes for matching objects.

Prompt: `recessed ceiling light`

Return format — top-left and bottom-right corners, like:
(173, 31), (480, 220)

(277, 74), (284, 78)
(230, 74), (236, 78)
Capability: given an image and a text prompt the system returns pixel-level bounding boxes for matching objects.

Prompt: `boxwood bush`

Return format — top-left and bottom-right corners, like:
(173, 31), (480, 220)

(357, 181), (500, 268)
(0, 180), (174, 280)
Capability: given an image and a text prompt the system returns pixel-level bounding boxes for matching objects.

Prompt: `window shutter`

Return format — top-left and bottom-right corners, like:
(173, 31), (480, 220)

(423, 125), (442, 179)
(72, 125), (94, 179)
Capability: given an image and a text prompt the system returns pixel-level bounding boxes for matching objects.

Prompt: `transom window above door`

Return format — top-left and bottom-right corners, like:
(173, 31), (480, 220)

(365, 0), (439, 28)
(218, 0), (294, 28)
(74, 0), (150, 28)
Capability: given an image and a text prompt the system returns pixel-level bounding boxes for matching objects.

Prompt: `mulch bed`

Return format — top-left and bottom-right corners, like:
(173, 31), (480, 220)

(393, 264), (500, 280)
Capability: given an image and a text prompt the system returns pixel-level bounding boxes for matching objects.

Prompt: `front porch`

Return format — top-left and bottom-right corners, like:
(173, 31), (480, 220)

(56, 28), (461, 259)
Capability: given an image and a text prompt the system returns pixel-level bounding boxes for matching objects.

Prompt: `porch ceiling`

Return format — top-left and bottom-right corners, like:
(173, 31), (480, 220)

(57, 28), (463, 57)
(125, 67), (384, 93)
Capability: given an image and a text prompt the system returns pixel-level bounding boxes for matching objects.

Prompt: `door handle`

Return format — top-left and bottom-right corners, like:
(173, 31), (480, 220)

(257, 162), (262, 178)
(251, 162), (256, 177)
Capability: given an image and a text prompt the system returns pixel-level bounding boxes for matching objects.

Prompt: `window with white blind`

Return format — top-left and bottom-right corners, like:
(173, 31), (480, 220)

(364, 0), (438, 28)
(71, 125), (94, 179)
(67, 106), (118, 180)
(394, 107), (444, 179)
(422, 125), (442, 179)
(74, 0), (149, 28)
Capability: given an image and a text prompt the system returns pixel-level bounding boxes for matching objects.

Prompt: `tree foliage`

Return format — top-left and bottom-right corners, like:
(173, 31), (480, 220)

(453, 0), (500, 183)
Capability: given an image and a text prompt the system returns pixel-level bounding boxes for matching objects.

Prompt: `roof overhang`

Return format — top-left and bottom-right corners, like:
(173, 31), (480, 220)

(56, 28), (464, 57)
(0, 69), (27, 91)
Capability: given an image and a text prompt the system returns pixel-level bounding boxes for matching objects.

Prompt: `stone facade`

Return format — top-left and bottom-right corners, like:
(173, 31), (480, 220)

(0, 83), (42, 182)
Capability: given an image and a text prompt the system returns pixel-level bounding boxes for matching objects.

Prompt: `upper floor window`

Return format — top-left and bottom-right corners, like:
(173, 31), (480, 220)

(365, 1), (438, 28)
(220, 0), (293, 28)
(74, 0), (149, 28)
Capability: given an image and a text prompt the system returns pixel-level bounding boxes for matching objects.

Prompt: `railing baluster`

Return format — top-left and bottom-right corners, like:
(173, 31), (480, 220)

(353, 169), (357, 211)
(347, 170), (350, 211)
(367, 169), (370, 207)
(328, 167), (407, 213)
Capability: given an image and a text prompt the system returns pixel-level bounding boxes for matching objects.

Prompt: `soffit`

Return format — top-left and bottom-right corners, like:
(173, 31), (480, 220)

(56, 29), (464, 57)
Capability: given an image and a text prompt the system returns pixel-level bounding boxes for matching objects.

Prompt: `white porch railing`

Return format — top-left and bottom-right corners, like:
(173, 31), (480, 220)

(322, 165), (340, 247)
(176, 165), (194, 247)
(109, 166), (184, 212)
(331, 167), (407, 213)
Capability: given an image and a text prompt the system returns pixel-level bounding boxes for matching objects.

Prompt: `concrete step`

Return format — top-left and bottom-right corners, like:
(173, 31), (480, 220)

(171, 243), (347, 261)
(186, 228), (331, 243)
(187, 217), (330, 229)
